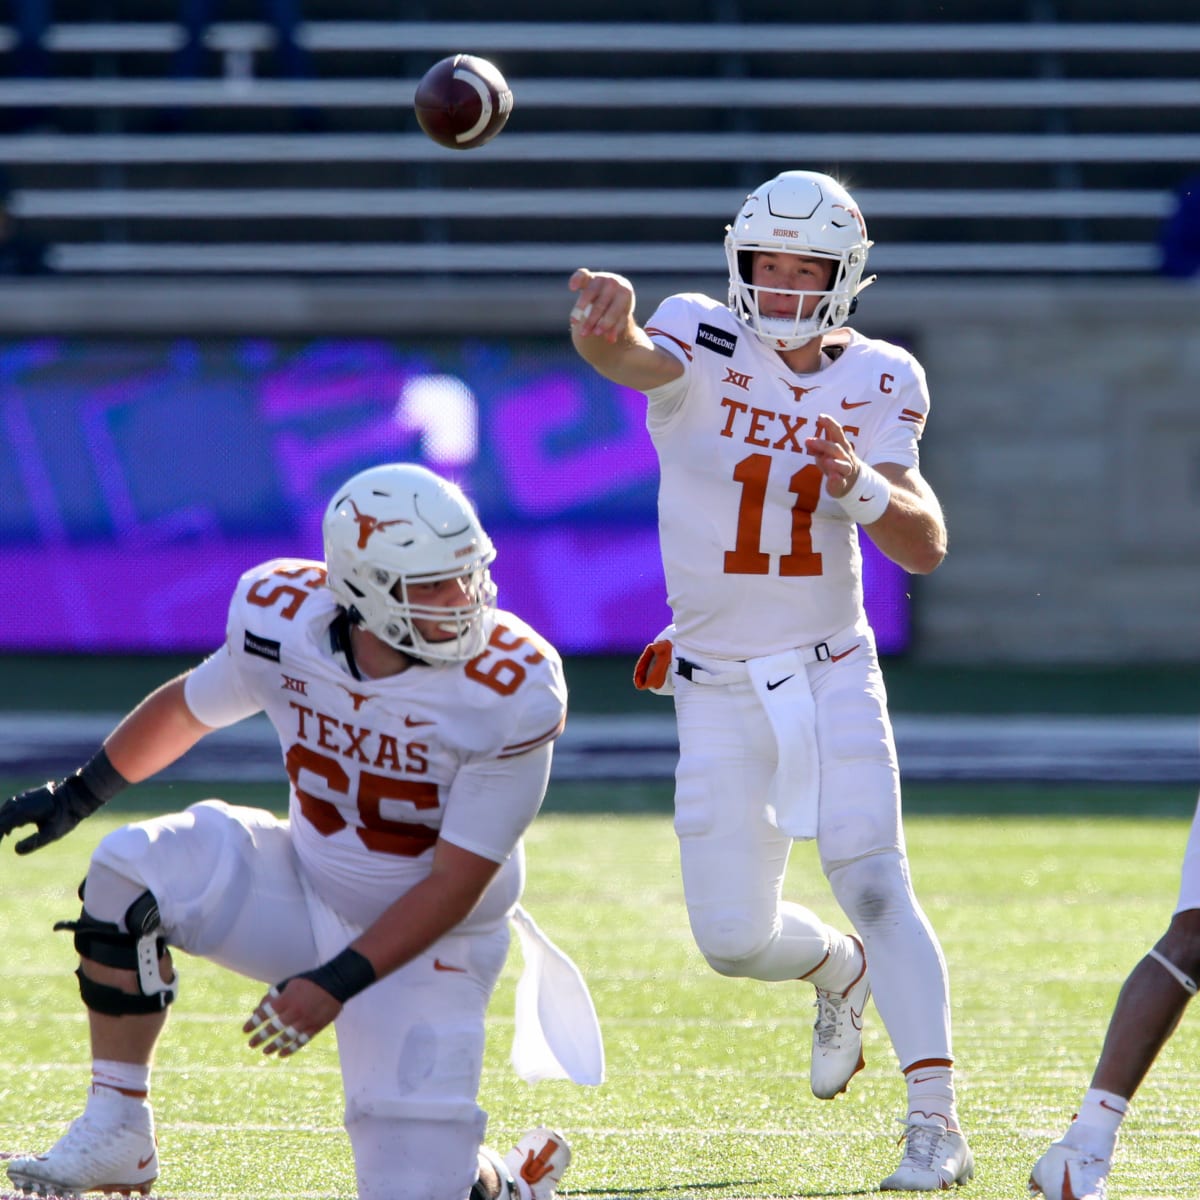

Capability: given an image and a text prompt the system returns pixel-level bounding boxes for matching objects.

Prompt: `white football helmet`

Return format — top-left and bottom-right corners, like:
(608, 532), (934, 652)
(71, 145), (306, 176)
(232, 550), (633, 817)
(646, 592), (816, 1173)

(322, 463), (497, 663)
(724, 170), (875, 350)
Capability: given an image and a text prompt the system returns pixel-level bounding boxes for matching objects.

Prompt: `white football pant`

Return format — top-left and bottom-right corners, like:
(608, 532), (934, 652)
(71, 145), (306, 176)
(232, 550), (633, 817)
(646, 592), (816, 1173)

(672, 636), (952, 1066)
(85, 799), (516, 1200)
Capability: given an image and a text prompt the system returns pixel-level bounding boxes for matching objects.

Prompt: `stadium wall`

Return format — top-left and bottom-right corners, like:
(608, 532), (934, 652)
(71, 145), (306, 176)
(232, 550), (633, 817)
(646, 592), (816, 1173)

(1, 276), (1196, 666)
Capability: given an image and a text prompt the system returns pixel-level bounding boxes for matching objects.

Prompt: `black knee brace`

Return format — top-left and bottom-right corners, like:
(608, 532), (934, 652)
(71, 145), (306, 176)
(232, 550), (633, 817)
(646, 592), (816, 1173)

(55, 886), (179, 1016)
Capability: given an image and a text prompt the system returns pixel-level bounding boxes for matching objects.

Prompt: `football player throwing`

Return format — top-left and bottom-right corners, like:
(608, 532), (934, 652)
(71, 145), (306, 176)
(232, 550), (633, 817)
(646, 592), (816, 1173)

(570, 170), (972, 1192)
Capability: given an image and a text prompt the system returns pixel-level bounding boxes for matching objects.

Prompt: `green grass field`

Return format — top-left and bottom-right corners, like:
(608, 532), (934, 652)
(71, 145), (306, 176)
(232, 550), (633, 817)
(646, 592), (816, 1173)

(3, 779), (1199, 1199)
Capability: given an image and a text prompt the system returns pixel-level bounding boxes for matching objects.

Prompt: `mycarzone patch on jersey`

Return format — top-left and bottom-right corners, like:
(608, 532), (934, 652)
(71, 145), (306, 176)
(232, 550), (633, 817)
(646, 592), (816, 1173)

(243, 631), (282, 662)
(695, 323), (737, 357)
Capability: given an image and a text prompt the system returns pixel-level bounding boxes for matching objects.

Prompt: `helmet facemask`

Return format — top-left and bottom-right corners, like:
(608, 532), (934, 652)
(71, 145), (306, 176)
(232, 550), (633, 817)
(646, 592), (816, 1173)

(322, 464), (497, 664)
(724, 170), (875, 351)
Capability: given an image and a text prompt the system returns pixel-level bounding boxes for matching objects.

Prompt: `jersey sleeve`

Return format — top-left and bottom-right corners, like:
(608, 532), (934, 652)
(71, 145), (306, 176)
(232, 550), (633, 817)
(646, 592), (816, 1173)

(438, 615), (568, 862)
(863, 354), (930, 471)
(643, 293), (702, 418)
(438, 741), (554, 863)
(183, 645), (263, 728)
(184, 558), (327, 726)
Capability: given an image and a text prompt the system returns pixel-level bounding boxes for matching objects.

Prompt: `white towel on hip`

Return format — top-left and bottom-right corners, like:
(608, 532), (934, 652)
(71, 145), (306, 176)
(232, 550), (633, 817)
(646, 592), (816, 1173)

(746, 650), (821, 840)
(510, 904), (606, 1086)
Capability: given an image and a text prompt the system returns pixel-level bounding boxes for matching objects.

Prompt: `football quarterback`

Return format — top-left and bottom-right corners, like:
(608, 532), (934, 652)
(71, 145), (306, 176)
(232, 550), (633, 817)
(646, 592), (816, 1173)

(568, 170), (972, 1192)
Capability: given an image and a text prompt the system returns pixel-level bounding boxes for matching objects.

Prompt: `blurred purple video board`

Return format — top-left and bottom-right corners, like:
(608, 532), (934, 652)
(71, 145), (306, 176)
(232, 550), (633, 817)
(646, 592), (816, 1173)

(0, 337), (910, 656)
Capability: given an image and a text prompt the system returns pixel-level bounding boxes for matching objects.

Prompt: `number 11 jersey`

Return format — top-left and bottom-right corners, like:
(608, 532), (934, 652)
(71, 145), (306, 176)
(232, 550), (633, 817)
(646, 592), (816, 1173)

(643, 292), (931, 659)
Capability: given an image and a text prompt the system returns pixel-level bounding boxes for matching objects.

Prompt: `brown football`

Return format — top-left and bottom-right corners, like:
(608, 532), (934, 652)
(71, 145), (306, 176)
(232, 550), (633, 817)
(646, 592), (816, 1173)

(414, 54), (513, 151)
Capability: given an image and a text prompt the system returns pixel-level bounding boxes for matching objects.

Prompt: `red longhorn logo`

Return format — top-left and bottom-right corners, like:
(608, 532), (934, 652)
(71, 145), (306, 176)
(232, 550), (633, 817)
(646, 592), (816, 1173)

(348, 500), (412, 550)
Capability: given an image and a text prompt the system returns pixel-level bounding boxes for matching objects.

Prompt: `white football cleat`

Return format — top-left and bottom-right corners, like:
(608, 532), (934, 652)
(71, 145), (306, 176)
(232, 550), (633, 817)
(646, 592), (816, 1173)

(1029, 1138), (1110, 1200)
(810, 951), (870, 1099)
(880, 1118), (974, 1191)
(503, 1127), (571, 1200)
(6, 1100), (157, 1198)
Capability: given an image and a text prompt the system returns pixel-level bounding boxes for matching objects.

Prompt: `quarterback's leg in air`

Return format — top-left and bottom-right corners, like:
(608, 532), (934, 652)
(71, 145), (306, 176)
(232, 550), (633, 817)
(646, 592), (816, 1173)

(672, 677), (872, 1101)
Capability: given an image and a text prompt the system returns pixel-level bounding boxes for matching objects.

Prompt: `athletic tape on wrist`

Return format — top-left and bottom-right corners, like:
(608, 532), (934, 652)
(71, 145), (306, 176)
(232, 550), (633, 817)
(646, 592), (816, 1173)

(836, 462), (891, 525)
(76, 747), (130, 809)
(295, 947), (377, 1004)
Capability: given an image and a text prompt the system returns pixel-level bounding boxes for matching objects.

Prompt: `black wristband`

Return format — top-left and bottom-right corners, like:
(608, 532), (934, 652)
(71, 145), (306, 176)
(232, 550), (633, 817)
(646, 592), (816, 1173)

(76, 748), (129, 809)
(296, 947), (377, 1004)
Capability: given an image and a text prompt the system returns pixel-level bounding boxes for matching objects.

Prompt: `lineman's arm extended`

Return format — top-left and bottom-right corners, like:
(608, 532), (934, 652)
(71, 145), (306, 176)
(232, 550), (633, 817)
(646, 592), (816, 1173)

(0, 673), (214, 855)
(569, 268), (684, 393)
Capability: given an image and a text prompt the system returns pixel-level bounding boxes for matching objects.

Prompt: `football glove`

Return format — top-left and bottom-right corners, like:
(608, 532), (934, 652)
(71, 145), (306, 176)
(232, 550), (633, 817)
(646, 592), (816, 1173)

(0, 776), (107, 855)
(0, 750), (127, 855)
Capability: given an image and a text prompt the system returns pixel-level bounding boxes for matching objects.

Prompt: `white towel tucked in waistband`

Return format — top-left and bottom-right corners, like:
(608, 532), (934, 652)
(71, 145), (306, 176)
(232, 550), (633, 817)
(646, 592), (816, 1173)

(746, 650), (821, 841)
(510, 904), (606, 1086)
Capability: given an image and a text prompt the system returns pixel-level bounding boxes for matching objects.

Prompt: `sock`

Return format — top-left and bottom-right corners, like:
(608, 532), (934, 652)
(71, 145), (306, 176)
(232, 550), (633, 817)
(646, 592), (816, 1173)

(1066, 1089), (1126, 1158)
(802, 933), (865, 994)
(91, 1059), (151, 1101)
(903, 1060), (958, 1131)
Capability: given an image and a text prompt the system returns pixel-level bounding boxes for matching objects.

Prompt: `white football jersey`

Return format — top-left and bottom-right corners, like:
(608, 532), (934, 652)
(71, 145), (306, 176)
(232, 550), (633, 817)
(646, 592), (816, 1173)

(643, 293), (929, 659)
(183, 558), (567, 928)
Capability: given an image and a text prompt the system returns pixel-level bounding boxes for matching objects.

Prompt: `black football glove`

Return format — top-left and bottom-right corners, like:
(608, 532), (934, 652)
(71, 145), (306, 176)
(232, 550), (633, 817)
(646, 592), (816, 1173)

(0, 774), (108, 855)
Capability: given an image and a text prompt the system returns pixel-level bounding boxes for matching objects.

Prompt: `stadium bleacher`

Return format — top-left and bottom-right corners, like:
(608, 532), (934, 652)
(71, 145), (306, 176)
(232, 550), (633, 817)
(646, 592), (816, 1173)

(1, 1), (1199, 278)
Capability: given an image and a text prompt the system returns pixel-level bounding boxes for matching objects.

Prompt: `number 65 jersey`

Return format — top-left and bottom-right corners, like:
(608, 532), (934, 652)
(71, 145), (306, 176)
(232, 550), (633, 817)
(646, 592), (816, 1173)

(183, 558), (568, 930)
(643, 292), (930, 660)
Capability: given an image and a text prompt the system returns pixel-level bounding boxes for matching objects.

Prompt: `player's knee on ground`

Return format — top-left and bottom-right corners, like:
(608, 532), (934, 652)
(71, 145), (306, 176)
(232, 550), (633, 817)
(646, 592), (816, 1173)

(347, 1112), (487, 1200)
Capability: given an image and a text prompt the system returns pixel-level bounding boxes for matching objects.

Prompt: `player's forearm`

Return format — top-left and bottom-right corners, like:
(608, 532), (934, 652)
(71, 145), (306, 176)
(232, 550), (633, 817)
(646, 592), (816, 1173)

(866, 488), (947, 575)
(352, 844), (501, 979)
(570, 322), (663, 389)
(104, 674), (214, 782)
(573, 328), (686, 393)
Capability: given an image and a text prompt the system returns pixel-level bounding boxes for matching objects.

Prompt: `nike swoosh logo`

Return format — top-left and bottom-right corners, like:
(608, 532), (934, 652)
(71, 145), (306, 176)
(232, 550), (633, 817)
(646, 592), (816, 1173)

(404, 715), (434, 728)
(137, 1153), (156, 1170)
(841, 398), (871, 409)
(433, 959), (467, 973)
(1099, 1098), (1126, 1114)
(830, 644), (861, 663)
(765, 674), (794, 691)
(850, 1006), (865, 1031)
(909, 1074), (940, 1086)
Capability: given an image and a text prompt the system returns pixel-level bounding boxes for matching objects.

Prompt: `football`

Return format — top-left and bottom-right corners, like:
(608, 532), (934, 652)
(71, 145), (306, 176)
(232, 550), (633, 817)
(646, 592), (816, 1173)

(414, 54), (513, 151)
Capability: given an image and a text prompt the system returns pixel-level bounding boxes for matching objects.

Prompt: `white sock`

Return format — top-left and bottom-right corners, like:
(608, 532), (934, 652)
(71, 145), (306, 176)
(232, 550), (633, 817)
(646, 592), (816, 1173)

(803, 933), (865, 994)
(90, 1059), (151, 1102)
(904, 1062), (958, 1130)
(1066, 1089), (1126, 1158)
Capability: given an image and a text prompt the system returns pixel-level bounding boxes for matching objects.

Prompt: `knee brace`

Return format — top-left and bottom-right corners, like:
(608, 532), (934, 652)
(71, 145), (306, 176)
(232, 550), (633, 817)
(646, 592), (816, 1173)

(55, 885), (178, 1015)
